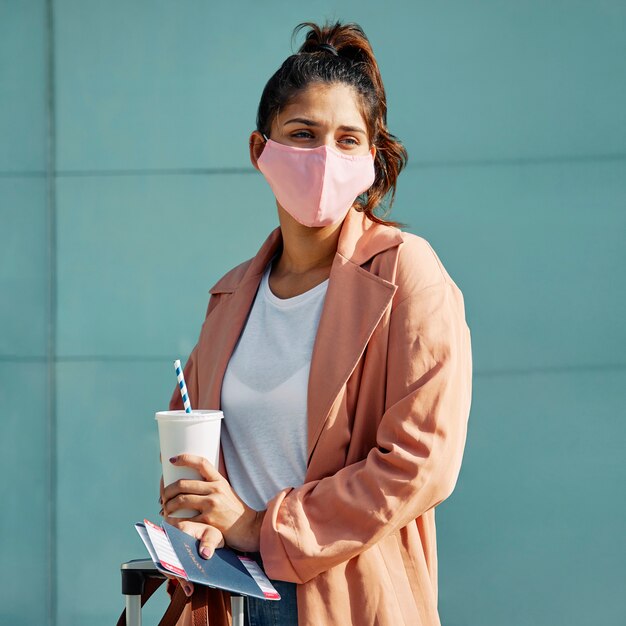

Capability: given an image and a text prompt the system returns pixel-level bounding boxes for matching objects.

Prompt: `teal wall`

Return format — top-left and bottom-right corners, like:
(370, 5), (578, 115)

(1, 1), (625, 624)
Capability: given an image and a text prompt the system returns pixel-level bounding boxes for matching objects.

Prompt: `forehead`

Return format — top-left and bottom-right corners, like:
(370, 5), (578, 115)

(275, 82), (366, 129)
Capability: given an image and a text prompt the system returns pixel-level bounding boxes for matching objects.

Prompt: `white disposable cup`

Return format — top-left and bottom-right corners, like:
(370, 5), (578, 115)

(156, 409), (223, 518)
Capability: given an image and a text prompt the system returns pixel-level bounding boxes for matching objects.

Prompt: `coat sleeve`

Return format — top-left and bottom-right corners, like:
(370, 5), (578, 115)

(259, 279), (473, 583)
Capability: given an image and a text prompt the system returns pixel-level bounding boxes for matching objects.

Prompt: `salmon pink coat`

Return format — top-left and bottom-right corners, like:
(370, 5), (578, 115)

(170, 207), (473, 625)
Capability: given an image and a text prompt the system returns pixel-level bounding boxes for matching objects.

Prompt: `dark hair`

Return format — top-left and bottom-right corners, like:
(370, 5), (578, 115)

(256, 21), (408, 226)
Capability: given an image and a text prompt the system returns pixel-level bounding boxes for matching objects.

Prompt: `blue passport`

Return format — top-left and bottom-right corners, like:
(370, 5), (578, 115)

(136, 519), (280, 600)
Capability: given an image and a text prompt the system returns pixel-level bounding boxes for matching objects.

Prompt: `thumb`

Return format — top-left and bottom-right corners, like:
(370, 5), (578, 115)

(199, 525), (225, 560)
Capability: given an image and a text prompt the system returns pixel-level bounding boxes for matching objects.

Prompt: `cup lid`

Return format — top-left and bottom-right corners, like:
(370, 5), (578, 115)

(155, 409), (223, 421)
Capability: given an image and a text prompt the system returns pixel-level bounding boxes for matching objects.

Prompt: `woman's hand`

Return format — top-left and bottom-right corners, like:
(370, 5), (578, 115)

(161, 454), (265, 552)
(157, 520), (225, 597)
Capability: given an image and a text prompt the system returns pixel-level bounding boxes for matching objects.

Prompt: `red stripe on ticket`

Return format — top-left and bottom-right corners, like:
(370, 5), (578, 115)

(161, 560), (186, 578)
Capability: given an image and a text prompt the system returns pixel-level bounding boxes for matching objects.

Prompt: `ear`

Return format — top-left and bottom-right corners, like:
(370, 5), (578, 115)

(249, 131), (267, 171)
(369, 144), (377, 160)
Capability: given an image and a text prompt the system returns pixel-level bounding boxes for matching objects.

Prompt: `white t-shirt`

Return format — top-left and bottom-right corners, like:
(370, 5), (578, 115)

(220, 262), (329, 510)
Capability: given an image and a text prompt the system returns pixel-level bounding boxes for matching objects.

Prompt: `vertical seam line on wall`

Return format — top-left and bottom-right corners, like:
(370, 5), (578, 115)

(45, 1), (57, 624)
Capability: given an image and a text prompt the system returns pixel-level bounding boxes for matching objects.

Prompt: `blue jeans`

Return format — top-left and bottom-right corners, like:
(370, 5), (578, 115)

(244, 553), (298, 626)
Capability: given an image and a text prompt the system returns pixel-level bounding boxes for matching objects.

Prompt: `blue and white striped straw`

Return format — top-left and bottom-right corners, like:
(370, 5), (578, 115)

(174, 359), (192, 413)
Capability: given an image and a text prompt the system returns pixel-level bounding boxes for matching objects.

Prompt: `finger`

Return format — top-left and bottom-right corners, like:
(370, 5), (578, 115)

(175, 520), (214, 542)
(175, 520), (196, 535)
(176, 576), (194, 597)
(162, 478), (213, 502)
(161, 572), (193, 597)
(169, 454), (220, 480)
(164, 506), (207, 523)
(163, 515), (184, 528)
(162, 485), (213, 514)
(199, 525), (224, 560)
(163, 493), (211, 517)
(163, 511), (207, 530)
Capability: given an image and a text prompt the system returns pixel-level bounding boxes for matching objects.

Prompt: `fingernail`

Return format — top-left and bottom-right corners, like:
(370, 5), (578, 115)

(183, 584), (193, 597)
(169, 456), (177, 463)
(200, 547), (213, 559)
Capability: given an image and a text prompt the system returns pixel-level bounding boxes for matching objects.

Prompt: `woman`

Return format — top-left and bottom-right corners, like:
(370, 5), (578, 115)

(161, 20), (472, 626)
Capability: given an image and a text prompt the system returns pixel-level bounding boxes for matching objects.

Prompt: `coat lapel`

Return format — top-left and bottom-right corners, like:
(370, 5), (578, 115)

(196, 228), (282, 410)
(306, 210), (402, 461)
(196, 209), (404, 466)
(306, 254), (397, 462)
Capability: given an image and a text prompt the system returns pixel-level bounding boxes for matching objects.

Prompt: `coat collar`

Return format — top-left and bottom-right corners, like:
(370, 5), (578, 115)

(209, 208), (404, 294)
(199, 208), (403, 463)
(336, 206), (404, 266)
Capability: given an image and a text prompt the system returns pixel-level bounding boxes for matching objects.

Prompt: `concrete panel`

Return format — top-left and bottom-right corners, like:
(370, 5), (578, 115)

(0, 1), (47, 172)
(56, 171), (276, 357)
(54, 1), (626, 171)
(55, 360), (173, 626)
(378, 0), (626, 164)
(0, 177), (48, 357)
(436, 367), (626, 626)
(393, 158), (626, 372)
(0, 362), (49, 626)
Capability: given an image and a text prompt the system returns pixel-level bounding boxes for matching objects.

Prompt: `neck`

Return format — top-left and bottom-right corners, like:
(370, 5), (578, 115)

(274, 204), (343, 275)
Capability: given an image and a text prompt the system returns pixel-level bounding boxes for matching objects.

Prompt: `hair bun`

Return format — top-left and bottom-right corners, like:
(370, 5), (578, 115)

(316, 43), (339, 56)
(295, 22), (382, 90)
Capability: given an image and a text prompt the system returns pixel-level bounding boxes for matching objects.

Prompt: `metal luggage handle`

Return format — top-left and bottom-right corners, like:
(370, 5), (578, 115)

(121, 559), (244, 626)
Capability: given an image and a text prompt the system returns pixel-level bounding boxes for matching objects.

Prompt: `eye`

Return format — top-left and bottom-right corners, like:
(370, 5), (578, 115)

(338, 137), (359, 147)
(291, 130), (314, 139)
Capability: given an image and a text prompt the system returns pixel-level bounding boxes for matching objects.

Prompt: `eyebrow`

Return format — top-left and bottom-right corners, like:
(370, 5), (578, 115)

(283, 117), (367, 135)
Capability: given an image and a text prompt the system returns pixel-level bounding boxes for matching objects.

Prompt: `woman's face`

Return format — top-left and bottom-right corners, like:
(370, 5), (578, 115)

(250, 82), (376, 161)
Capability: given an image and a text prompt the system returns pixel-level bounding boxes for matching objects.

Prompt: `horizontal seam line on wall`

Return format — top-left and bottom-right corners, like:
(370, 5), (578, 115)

(408, 152), (626, 169)
(3, 355), (626, 375)
(1, 152), (625, 179)
(473, 363), (626, 377)
(0, 171), (47, 178)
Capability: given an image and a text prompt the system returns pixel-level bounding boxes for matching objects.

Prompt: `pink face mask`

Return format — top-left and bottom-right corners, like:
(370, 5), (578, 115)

(257, 137), (376, 228)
